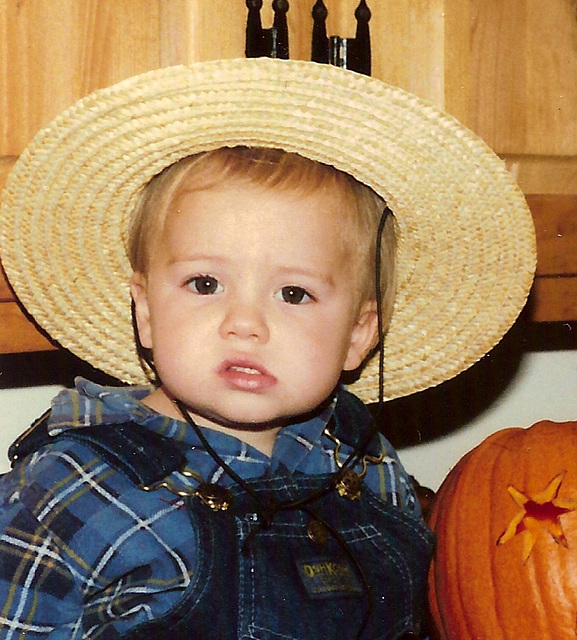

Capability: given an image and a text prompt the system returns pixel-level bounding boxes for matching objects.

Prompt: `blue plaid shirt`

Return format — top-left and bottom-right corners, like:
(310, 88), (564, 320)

(0, 378), (420, 638)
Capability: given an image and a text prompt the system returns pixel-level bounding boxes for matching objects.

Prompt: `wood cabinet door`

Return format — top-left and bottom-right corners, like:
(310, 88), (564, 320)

(467, 0), (577, 321)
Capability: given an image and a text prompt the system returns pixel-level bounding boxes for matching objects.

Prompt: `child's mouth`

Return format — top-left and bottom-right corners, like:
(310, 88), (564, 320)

(218, 360), (277, 392)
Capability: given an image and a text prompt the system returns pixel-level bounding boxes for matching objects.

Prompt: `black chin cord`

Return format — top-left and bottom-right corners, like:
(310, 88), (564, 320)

(375, 207), (391, 414)
(334, 205), (392, 473)
(174, 206), (392, 640)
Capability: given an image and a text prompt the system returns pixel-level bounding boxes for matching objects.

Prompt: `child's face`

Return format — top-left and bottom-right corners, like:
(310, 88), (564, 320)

(131, 179), (377, 438)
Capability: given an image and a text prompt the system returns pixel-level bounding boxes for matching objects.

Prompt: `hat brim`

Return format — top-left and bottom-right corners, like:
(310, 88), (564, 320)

(0, 58), (536, 403)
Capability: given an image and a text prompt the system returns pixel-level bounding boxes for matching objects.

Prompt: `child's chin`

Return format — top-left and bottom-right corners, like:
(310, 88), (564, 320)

(190, 405), (284, 432)
(212, 405), (321, 432)
(209, 413), (287, 433)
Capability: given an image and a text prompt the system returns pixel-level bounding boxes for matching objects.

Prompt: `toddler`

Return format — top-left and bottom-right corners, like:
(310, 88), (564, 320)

(0, 58), (536, 639)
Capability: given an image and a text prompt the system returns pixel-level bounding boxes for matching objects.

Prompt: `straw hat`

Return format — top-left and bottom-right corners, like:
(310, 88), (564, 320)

(0, 58), (535, 403)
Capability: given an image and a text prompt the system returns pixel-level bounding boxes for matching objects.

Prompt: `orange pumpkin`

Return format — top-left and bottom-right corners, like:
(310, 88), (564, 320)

(428, 419), (577, 640)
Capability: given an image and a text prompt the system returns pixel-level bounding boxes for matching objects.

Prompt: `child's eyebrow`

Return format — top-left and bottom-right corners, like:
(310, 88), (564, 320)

(166, 253), (227, 266)
(274, 265), (337, 287)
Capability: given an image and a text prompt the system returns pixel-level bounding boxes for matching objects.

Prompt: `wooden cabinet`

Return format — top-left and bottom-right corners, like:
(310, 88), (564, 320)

(466, 0), (577, 323)
(1, 0), (576, 355)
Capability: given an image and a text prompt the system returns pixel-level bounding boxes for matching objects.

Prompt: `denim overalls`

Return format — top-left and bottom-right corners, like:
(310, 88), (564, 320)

(13, 393), (434, 639)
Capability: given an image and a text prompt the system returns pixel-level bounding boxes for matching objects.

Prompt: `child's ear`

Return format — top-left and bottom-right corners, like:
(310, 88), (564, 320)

(130, 272), (153, 350)
(343, 300), (379, 372)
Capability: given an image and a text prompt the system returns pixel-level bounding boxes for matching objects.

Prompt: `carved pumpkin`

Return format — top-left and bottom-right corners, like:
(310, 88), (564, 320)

(428, 420), (577, 640)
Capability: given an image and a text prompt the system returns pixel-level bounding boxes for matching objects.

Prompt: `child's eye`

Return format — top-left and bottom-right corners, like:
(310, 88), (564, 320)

(276, 286), (313, 305)
(186, 275), (223, 295)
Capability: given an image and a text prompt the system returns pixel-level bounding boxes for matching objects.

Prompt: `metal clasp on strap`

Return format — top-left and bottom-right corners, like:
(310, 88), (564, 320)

(323, 425), (385, 501)
(324, 426), (385, 478)
(140, 467), (232, 511)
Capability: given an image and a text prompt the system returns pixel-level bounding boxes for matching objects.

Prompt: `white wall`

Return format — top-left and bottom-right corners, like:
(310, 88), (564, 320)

(0, 350), (576, 488)
(0, 385), (63, 471)
(400, 349), (577, 490)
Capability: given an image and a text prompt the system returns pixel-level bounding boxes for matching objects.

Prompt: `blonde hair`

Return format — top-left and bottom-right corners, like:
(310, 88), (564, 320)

(127, 147), (397, 329)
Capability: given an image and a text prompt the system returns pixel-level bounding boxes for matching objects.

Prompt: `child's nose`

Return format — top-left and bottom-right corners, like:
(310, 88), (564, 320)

(219, 301), (269, 343)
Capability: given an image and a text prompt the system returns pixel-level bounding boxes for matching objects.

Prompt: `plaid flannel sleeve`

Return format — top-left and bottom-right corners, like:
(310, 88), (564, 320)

(0, 441), (195, 639)
(0, 461), (84, 636)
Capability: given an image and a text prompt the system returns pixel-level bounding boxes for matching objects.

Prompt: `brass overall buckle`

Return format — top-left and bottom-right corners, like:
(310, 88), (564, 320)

(323, 426), (385, 501)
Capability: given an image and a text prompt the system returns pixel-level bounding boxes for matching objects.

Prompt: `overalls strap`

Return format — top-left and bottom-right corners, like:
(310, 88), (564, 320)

(9, 413), (186, 487)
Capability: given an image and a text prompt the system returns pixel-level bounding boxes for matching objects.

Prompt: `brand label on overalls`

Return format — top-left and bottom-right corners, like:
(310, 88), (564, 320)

(297, 557), (363, 599)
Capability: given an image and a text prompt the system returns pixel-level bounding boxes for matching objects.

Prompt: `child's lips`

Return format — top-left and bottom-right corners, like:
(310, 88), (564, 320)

(217, 359), (277, 392)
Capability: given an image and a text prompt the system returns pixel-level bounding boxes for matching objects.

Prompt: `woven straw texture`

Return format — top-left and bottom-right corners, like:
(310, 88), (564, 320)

(0, 58), (536, 403)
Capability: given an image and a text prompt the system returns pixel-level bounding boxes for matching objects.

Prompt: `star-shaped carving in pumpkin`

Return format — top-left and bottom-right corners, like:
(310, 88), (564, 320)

(497, 471), (577, 563)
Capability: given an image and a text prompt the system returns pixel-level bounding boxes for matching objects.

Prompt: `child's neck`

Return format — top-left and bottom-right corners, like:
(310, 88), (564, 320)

(199, 422), (280, 458)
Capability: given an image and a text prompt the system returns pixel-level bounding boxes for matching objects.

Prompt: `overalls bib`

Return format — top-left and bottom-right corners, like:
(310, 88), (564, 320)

(122, 474), (433, 640)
